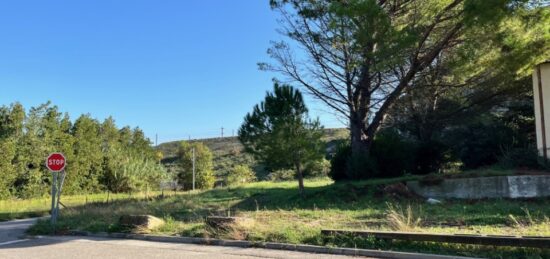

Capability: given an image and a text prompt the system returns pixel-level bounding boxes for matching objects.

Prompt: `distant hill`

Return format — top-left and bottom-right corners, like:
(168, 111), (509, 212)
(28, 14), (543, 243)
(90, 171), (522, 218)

(156, 128), (348, 181)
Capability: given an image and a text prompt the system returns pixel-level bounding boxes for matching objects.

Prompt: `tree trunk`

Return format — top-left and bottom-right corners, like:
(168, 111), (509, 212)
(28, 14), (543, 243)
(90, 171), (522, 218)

(350, 116), (369, 154)
(296, 163), (304, 198)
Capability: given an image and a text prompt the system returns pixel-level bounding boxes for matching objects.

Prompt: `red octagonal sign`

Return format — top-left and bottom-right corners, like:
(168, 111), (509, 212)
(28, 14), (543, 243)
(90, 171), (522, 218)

(46, 153), (66, 172)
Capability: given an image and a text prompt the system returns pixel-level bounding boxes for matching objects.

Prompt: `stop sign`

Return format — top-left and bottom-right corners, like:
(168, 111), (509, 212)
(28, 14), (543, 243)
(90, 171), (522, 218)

(46, 153), (66, 172)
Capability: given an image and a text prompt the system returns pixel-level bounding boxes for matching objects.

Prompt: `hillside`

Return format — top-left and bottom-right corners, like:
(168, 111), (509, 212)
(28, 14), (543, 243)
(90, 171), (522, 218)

(156, 128), (348, 181)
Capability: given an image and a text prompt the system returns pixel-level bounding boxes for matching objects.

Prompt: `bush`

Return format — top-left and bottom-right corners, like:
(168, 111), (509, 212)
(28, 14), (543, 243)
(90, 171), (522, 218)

(449, 122), (515, 169)
(330, 130), (442, 181)
(226, 165), (256, 186)
(329, 143), (352, 181)
(498, 147), (544, 169)
(267, 169), (295, 181)
(303, 158), (331, 178)
(104, 150), (169, 193)
(370, 129), (415, 178)
(328, 141), (382, 181)
(413, 140), (450, 174)
(346, 151), (378, 179)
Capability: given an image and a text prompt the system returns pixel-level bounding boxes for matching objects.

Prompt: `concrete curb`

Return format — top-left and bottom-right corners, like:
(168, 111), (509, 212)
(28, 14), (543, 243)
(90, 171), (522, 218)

(61, 231), (476, 259)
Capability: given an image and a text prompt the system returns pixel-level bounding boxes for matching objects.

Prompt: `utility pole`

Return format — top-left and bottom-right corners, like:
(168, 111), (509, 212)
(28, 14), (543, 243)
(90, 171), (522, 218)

(221, 127), (224, 138)
(192, 147), (195, 191)
(155, 134), (158, 146)
(232, 129), (235, 137)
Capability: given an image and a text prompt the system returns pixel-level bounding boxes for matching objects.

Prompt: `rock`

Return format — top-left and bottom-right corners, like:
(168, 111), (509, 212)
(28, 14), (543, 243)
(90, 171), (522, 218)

(119, 215), (164, 230)
(426, 198), (443, 204)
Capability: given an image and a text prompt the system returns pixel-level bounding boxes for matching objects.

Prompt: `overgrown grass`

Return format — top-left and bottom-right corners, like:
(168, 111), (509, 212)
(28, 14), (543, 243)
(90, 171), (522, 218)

(21, 176), (550, 258)
(0, 191), (167, 221)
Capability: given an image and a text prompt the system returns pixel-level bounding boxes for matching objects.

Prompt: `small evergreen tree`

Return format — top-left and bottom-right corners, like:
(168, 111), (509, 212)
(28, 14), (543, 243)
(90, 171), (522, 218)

(238, 83), (324, 196)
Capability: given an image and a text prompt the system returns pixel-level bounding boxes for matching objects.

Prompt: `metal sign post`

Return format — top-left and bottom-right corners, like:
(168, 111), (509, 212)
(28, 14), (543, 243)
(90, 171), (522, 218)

(46, 153), (66, 229)
(55, 170), (66, 221)
(50, 171), (58, 225)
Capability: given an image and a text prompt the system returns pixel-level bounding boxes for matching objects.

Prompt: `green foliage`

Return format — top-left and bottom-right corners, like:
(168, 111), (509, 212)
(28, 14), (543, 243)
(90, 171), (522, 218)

(103, 148), (168, 193)
(239, 83), (325, 195)
(329, 142), (352, 181)
(498, 147), (544, 169)
(70, 114), (103, 193)
(0, 138), (16, 199)
(346, 151), (378, 179)
(330, 129), (451, 181)
(177, 141), (215, 190)
(267, 0), (549, 163)
(226, 165), (256, 186)
(156, 128), (348, 183)
(413, 140), (450, 175)
(266, 169), (296, 182)
(303, 158), (330, 178)
(370, 130), (416, 178)
(0, 102), (162, 198)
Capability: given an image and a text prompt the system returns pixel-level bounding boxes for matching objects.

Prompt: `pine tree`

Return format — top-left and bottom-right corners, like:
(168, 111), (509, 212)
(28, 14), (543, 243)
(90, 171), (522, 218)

(238, 83), (324, 196)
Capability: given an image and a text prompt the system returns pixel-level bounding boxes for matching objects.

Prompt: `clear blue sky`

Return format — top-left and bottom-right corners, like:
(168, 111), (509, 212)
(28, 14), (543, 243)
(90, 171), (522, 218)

(0, 0), (344, 144)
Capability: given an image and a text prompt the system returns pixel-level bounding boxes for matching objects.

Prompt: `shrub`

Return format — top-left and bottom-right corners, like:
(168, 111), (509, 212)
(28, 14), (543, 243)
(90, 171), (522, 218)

(413, 140), (450, 174)
(329, 144), (377, 181)
(330, 130), (453, 181)
(267, 169), (295, 181)
(303, 158), (331, 178)
(498, 147), (544, 169)
(329, 143), (351, 181)
(346, 151), (378, 179)
(450, 122), (515, 169)
(370, 129), (415, 178)
(104, 150), (169, 193)
(226, 165), (256, 186)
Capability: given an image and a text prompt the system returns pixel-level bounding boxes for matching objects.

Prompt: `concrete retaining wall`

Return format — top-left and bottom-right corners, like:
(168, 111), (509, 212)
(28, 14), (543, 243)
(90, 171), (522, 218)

(407, 175), (550, 199)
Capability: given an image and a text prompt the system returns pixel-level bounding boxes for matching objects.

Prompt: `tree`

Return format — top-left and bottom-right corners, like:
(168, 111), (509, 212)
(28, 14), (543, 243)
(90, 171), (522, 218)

(0, 104), (20, 198)
(238, 83), (324, 196)
(0, 101), (167, 198)
(263, 0), (548, 158)
(387, 4), (550, 143)
(226, 165), (256, 186)
(71, 114), (103, 193)
(177, 141), (215, 190)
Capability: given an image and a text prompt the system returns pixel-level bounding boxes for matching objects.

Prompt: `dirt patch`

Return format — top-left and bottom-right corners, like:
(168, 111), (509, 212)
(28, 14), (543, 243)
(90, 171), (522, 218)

(119, 215), (164, 232)
(376, 183), (422, 200)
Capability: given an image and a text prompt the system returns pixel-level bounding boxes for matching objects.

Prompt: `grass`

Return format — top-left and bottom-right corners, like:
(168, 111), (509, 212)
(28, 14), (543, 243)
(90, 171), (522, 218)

(18, 176), (550, 258)
(0, 191), (168, 222)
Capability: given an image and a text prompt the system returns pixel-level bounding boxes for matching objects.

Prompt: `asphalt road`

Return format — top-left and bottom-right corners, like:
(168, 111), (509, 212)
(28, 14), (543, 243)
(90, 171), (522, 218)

(0, 218), (40, 244)
(0, 218), (368, 259)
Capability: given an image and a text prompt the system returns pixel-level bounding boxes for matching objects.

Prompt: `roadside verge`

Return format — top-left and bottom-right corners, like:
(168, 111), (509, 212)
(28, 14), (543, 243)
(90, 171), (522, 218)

(32, 231), (476, 259)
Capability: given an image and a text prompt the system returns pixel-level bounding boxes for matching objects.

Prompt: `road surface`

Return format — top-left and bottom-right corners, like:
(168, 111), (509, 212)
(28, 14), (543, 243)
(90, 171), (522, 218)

(0, 218), (368, 259)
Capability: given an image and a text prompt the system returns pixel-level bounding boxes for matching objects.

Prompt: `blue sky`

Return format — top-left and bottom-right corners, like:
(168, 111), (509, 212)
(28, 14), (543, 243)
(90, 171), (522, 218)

(0, 0), (344, 144)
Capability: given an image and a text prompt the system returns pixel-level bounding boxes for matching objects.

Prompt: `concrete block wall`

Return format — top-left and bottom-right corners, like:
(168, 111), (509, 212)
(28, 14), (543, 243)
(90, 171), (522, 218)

(407, 175), (550, 199)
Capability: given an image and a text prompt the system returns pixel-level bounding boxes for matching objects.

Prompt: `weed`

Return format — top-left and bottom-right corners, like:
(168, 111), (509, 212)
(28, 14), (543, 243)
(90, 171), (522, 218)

(385, 203), (422, 232)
